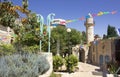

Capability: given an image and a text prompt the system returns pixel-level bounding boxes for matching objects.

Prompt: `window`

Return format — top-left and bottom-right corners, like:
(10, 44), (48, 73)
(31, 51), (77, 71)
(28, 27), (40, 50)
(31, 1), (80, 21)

(105, 55), (110, 63)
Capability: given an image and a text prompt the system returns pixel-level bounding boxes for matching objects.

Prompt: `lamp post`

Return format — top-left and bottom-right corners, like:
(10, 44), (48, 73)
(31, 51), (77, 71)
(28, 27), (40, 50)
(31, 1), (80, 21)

(47, 13), (55, 52)
(66, 28), (71, 73)
(67, 28), (71, 55)
(37, 14), (44, 52)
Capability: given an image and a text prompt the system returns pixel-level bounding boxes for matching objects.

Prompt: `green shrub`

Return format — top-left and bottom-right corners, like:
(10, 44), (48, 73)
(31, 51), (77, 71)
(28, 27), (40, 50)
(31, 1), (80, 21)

(65, 54), (78, 72)
(0, 53), (50, 77)
(53, 55), (64, 71)
(0, 44), (16, 56)
(107, 62), (119, 74)
(21, 45), (39, 53)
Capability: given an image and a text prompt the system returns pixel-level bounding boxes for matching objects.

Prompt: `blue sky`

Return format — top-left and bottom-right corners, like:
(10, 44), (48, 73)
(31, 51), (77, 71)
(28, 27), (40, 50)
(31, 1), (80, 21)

(12, 0), (120, 36)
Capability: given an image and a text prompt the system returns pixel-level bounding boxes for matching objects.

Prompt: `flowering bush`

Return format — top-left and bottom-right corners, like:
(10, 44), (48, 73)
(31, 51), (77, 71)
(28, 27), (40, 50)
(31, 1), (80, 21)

(0, 53), (50, 77)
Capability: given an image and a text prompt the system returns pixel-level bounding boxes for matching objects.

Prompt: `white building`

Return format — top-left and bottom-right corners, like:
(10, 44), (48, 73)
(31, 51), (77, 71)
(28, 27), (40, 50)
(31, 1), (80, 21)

(0, 25), (14, 44)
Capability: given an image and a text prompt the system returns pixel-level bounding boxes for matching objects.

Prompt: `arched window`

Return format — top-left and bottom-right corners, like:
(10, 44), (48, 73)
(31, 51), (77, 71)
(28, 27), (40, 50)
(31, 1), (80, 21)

(99, 55), (103, 65)
(105, 55), (110, 63)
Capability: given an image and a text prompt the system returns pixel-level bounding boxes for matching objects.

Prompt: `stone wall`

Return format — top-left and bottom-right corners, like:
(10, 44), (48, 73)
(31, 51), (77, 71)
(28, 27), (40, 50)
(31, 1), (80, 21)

(89, 39), (115, 65)
(72, 44), (89, 63)
(39, 52), (53, 77)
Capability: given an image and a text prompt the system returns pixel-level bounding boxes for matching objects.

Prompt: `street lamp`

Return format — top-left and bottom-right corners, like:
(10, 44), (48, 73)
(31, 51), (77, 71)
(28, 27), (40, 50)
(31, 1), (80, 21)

(47, 13), (55, 52)
(67, 28), (71, 55)
(67, 28), (71, 54)
(37, 14), (44, 52)
(66, 28), (71, 73)
(67, 28), (71, 33)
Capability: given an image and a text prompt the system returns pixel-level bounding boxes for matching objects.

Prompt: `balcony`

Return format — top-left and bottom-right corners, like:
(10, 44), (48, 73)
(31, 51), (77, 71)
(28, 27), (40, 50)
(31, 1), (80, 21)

(84, 21), (95, 26)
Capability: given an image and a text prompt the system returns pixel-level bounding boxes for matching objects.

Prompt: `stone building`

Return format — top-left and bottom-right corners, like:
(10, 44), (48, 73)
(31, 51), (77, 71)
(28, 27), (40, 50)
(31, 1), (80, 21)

(72, 44), (89, 63)
(72, 14), (95, 63)
(83, 15), (120, 65)
(89, 37), (120, 65)
(78, 14), (95, 63)
(72, 14), (120, 65)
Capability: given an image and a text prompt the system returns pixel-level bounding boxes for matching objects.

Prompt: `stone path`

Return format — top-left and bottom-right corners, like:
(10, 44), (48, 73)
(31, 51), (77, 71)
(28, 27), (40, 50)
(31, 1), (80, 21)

(55, 62), (103, 77)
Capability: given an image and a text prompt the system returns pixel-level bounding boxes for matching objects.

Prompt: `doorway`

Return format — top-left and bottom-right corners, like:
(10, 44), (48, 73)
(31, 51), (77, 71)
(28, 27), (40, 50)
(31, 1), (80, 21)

(79, 49), (85, 62)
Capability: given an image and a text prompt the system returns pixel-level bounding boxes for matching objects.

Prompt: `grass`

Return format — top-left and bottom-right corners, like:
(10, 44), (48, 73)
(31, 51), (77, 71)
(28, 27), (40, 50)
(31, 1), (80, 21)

(49, 72), (61, 77)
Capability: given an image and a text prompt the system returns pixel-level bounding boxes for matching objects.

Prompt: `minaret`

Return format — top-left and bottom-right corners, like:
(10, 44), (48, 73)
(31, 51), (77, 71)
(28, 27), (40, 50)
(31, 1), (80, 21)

(84, 13), (95, 44)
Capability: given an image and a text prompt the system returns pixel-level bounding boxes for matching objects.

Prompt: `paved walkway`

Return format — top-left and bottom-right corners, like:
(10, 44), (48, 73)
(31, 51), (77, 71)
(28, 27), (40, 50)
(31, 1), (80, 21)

(55, 62), (103, 77)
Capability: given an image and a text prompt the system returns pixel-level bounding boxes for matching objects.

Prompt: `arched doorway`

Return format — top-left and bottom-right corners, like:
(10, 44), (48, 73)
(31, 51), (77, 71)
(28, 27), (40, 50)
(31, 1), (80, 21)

(79, 49), (85, 62)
